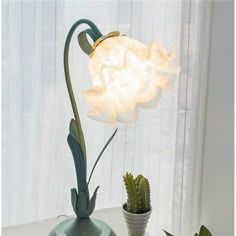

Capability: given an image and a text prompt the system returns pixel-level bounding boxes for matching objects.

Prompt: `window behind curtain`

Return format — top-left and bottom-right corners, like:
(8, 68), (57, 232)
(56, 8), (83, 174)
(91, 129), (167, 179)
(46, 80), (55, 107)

(2, 1), (212, 235)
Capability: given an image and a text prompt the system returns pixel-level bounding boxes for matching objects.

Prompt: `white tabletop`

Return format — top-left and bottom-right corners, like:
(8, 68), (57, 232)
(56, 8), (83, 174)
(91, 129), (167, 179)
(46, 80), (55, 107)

(2, 207), (150, 236)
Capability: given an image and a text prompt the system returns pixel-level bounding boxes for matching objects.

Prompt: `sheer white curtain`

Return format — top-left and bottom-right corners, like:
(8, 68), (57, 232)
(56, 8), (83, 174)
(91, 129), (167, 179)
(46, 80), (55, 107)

(2, 1), (212, 235)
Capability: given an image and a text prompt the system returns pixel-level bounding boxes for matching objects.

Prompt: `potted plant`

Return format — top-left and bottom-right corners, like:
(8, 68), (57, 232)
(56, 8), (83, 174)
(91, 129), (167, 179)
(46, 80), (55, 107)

(122, 173), (152, 236)
(163, 225), (212, 236)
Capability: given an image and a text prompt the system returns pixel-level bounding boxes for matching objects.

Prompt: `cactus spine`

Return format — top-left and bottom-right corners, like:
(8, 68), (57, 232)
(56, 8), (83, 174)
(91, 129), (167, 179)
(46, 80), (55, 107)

(123, 172), (151, 214)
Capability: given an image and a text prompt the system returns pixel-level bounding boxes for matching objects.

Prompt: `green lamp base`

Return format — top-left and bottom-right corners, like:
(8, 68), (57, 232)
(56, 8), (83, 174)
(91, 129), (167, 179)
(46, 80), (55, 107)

(48, 217), (116, 236)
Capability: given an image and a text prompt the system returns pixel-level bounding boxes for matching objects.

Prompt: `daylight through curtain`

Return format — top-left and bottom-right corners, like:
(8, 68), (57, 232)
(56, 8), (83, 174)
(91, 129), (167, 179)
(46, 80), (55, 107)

(2, 1), (212, 235)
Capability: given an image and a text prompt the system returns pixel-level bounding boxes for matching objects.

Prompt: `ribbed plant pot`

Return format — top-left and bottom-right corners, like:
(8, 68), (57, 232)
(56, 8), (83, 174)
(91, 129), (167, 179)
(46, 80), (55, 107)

(122, 204), (152, 236)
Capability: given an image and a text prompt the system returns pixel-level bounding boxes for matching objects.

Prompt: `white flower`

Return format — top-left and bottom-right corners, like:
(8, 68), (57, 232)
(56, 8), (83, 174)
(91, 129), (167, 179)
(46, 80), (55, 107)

(82, 35), (180, 124)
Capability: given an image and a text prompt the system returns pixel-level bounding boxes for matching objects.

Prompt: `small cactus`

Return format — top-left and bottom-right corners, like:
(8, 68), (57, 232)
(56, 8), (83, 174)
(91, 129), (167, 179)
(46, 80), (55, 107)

(123, 172), (151, 214)
(139, 176), (151, 211)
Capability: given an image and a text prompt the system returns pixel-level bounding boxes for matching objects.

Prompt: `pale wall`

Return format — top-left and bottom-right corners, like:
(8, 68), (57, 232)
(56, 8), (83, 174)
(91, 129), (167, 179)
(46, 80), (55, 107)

(200, 1), (234, 236)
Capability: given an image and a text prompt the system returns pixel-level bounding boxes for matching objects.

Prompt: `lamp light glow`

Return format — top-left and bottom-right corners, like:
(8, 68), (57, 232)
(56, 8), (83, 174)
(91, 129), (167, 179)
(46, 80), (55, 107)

(82, 35), (180, 124)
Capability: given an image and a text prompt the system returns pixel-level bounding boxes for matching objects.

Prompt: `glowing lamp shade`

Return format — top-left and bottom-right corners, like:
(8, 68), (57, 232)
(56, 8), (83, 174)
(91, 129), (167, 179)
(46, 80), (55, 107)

(82, 35), (180, 124)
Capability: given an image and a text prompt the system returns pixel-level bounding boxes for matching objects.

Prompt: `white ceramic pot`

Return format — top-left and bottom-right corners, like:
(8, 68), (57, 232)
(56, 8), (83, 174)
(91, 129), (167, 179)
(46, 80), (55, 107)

(122, 204), (152, 236)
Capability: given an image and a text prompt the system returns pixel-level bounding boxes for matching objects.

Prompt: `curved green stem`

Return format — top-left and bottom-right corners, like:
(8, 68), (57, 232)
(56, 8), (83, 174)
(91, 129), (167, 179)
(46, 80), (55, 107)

(64, 19), (103, 165)
(87, 128), (118, 187)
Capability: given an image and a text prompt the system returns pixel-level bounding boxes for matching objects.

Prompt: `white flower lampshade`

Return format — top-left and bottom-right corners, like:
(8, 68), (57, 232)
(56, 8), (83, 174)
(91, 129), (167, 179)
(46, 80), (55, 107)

(82, 35), (180, 124)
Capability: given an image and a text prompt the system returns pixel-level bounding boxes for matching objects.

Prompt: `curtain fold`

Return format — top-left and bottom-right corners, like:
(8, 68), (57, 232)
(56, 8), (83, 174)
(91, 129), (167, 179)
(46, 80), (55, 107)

(172, 1), (213, 235)
(2, 1), (212, 235)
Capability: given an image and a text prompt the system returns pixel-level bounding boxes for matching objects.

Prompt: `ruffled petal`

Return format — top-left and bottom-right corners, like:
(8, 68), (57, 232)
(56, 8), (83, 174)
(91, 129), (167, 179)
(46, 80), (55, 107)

(81, 86), (106, 113)
(117, 109), (138, 124)
(138, 87), (162, 109)
(83, 35), (180, 124)
(87, 111), (116, 125)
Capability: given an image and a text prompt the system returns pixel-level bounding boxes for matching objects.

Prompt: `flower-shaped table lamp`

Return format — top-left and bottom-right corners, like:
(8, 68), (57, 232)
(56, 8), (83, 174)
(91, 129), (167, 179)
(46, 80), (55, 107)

(49, 19), (180, 236)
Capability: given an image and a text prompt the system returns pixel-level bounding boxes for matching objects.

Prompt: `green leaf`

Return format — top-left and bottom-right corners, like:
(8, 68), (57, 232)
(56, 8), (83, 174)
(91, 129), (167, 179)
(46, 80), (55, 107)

(67, 134), (87, 192)
(69, 118), (86, 161)
(71, 188), (78, 214)
(87, 186), (100, 216)
(163, 225), (212, 236)
(199, 225), (212, 236)
(69, 119), (80, 142)
(76, 191), (88, 218)
(163, 230), (174, 236)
